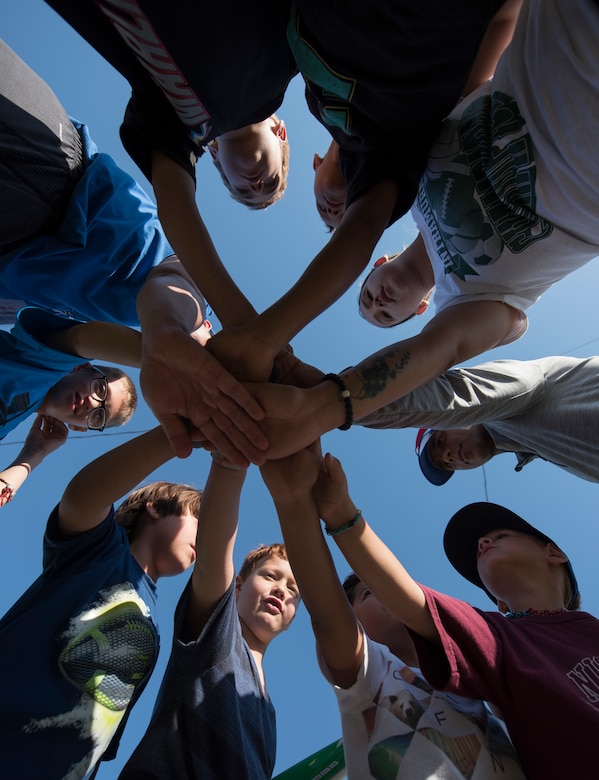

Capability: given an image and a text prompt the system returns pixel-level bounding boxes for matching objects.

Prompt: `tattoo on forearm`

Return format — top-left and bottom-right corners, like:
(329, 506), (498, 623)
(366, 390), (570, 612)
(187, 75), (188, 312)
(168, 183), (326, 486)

(356, 350), (411, 399)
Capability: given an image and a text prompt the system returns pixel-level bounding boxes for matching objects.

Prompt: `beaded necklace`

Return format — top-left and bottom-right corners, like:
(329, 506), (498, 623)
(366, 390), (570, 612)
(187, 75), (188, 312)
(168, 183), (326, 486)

(505, 608), (568, 620)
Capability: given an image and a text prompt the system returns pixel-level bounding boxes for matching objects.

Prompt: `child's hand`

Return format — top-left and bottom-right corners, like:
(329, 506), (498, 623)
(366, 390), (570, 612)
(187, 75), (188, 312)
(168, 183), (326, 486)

(260, 440), (322, 502)
(24, 415), (69, 457)
(313, 453), (356, 526)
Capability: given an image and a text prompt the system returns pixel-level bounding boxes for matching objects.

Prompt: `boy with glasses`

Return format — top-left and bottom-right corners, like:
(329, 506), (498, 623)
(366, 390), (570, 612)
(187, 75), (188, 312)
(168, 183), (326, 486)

(0, 306), (138, 506)
(0, 307), (138, 442)
(0, 39), (265, 467)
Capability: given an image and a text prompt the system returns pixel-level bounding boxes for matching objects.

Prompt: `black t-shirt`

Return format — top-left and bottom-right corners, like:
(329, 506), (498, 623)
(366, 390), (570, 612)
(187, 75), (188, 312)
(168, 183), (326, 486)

(46, 0), (298, 182)
(289, 0), (507, 223)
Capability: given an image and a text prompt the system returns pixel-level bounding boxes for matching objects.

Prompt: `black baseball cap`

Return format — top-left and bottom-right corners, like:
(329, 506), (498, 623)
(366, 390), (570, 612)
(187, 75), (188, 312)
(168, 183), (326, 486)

(443, 502), (579, 608)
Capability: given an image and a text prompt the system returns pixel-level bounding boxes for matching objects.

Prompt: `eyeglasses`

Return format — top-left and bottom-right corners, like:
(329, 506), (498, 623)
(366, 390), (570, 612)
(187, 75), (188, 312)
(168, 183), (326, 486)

(87, 369), (109, 432)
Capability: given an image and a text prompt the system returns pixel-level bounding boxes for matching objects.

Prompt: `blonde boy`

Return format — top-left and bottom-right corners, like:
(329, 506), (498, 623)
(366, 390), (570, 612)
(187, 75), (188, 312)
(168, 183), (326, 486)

(119, 457), (300, 779)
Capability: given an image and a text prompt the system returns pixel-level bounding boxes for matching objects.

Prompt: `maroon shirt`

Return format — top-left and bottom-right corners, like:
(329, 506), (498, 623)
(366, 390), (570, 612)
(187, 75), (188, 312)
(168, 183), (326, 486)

(411, 586), (599, 780)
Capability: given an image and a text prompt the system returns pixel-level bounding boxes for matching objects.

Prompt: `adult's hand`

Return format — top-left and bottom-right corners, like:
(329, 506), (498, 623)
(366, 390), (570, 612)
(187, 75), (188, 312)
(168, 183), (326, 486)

(140, 328), (268, 465)
(270, 345), (324, 388)
(244, 381), (342, 460)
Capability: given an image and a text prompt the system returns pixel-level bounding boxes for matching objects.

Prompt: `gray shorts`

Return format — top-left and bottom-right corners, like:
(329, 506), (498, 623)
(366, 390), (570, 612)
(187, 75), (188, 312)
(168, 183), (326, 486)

(0, 40), (83, 249)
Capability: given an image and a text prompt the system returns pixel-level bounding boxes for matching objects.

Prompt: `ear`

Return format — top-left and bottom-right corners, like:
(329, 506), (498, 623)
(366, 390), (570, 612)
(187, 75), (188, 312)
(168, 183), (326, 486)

(235, 575), (243, 598)
(415, 297), (430, 316)
(497, 599), (509, 615)
(546, 543), (568, 567)
(71, 362), (93, 373)
(313, 153), (323, 172)
(145, 502), (161, 521)
(68, 423), (87, 432)
(207, 141), (218, 161)
(272, 117), (287, 141)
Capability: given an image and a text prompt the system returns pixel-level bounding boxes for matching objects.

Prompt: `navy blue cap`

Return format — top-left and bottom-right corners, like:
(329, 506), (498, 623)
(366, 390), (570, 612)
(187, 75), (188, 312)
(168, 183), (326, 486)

(415, 428), (453, 486)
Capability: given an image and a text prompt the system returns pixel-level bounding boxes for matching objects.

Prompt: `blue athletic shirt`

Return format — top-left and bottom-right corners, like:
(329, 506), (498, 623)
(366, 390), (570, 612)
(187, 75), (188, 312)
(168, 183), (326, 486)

(0, 120), (173, 325)
(0, 307), (88, 439)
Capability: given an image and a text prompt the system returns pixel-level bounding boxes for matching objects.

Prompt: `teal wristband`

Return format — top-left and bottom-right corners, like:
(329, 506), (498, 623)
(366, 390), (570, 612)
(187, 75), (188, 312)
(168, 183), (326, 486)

(324, 510), (362, 537)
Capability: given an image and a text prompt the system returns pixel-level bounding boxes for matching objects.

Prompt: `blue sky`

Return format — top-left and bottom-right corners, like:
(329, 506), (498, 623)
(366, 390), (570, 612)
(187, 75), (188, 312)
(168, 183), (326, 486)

(2, 2), (599, 777)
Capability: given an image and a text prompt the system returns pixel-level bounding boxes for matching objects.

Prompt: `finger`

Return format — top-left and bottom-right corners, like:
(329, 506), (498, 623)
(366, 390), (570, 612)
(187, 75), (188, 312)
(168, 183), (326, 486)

(217, 377), (265, 423)
(210, 411), (271, 466)
(213, 395), (269, 452)
(197, 418), (252, 468)
(157, 414), (194, 459)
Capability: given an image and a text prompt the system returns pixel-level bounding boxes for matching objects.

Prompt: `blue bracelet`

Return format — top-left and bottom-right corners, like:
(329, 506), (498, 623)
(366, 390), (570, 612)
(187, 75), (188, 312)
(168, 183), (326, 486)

(325, 510), (363, 537)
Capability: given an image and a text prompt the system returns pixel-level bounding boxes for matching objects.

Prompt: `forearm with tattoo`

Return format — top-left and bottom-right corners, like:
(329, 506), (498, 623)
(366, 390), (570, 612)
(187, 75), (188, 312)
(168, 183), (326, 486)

(353, 350), (411, 400)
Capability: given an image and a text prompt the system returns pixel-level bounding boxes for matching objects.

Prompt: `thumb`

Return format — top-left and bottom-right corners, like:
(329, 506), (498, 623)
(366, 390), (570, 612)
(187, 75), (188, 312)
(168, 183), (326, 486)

(323, 452), (341, 474)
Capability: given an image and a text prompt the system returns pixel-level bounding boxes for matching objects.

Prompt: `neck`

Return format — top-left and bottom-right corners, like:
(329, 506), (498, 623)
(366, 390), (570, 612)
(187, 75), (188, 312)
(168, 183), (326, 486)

(481, 426), (502, 457)
(506, 606), (568, 619)
(397, 234), (435, 299)
(129, 539), (159, 583)
(503, 592), (566, 614)
(240, 620), (267, 690)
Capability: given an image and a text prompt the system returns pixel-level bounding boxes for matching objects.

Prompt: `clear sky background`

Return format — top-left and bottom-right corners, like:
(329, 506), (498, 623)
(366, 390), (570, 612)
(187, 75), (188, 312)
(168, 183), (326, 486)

(2, 2), (599, 777)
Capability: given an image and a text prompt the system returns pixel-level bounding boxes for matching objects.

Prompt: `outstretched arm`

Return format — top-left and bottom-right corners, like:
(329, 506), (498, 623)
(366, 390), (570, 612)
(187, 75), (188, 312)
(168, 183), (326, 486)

(207, 178), (398, 381)
(0, 415), (68, 507)
(248, 298), (521, 459)
(357, 357), (543, 430)
(151, 151), (256, 327)
(261, 444), (364, 688)
(58, 426), (176, 537)
(462, 0), (522, 96)
(313, 453), (439, 644)
(40, 320), (142, 367)
(184, 458), (247, 640)
(136, 255), (267, 466)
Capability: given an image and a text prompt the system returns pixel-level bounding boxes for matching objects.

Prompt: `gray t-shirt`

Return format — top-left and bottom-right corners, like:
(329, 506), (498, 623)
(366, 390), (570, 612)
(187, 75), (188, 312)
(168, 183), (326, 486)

(359, 355), (599, 483)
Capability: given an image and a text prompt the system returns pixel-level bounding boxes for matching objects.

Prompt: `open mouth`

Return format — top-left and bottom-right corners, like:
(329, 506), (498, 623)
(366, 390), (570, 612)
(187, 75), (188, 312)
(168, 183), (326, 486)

(263, 598), (282, 614)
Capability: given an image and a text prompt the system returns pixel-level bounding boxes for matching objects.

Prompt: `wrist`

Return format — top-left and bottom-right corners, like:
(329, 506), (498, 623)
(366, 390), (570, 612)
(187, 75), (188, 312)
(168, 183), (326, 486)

(311, 381), (347, 432)
(322, 500), (360, 529)
(322, 374), (353, 430)
(0, 477), (15, 505)
(324, 509), (363, 537)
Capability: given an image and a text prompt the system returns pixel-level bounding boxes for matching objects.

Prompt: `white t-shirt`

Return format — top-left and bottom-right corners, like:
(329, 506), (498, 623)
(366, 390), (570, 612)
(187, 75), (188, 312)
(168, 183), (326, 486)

(412, 0), (599, 323)
(319, 629), (526, 779)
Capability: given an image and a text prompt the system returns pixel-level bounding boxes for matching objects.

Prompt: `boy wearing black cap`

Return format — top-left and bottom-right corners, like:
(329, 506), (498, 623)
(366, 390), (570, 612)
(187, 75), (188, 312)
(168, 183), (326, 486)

(315, 470), (599, 779)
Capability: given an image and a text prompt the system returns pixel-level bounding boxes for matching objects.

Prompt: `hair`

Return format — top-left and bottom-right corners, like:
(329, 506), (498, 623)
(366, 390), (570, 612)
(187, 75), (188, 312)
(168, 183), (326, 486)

(526, 535), (581, 611)
(210, 114), (289, 210)
(562, 561), (581, 611)
(93, 364), (138, 427)
(238, 542), (289, 583)
(320, 218), (336, 233)
(342, 572), (361, 605)
(115, 481), (202, 542)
